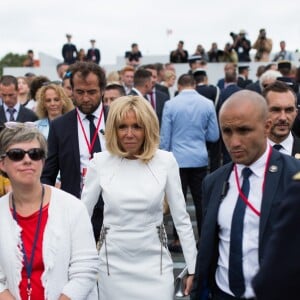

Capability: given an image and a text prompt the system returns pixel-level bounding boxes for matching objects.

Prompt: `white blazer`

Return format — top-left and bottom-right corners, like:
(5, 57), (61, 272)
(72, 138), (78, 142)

(0, 186), (99, 300)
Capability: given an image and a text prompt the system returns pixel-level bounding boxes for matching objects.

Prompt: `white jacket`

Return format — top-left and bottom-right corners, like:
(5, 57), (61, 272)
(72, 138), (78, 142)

(0, 186), (99, 300)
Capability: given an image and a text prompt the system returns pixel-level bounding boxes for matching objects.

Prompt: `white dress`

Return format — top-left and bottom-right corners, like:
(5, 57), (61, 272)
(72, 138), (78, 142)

(82, 149), (197, 300)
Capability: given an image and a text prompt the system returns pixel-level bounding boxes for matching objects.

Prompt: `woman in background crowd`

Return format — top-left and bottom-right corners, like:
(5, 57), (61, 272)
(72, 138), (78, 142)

(17, 77), (31, 106)
(35, 83), (74, 139)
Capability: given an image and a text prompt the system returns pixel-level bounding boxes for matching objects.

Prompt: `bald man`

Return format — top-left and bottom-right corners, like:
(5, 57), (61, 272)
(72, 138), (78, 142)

(191, 90), (300, 300)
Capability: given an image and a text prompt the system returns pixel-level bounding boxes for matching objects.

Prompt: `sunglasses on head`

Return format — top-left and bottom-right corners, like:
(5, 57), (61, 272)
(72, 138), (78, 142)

(2, 148), (45, 162)
(4, 121), (37, 129)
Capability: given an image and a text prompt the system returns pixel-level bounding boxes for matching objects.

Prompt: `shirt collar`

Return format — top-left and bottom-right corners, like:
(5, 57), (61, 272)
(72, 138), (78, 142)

(235, 143), (270, 178)
(267, 132), (293, 153)
(77, 102), (103, 121)
(3, 102), (20, 112)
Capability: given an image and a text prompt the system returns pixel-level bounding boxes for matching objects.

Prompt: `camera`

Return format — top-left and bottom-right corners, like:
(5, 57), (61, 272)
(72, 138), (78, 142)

(230, 32), (238, 40)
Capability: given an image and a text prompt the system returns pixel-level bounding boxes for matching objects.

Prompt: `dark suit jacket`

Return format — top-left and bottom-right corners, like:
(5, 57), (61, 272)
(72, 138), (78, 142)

(292, 135), (300, 156)
(252, 178), (300, 300)
(41, 108), (108, 239)
(190, 149), (300, 300)
(86, 48), (101, 64)
(128, 88), (169, 126)
(196, 85), (219, 104)
(155, 89), (169, 126)
(62, 43), (77, 64)
(245, 80), (262, 94)
(155, 83), (170, 99)
(237, 76), (253, 89)
(217, 84), (242, 114)
(41, 109), (82, 197)
(0, 105), (38, 125)
(128, 89), (139, 97)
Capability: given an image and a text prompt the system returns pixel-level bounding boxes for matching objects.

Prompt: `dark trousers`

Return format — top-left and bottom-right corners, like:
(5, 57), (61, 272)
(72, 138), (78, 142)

(207, 140), (221, 172)
(173, 166), (207, 240)
(91, 195), (104, 242)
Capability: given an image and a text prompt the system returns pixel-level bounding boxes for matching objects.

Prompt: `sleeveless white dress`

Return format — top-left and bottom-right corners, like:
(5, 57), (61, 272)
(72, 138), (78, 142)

(82, 149), (197, 300)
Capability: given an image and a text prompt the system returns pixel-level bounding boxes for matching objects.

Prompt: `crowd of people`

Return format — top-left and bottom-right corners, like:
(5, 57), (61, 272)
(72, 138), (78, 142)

(0, 34), (300, 299)
(169, 29), (296, 64)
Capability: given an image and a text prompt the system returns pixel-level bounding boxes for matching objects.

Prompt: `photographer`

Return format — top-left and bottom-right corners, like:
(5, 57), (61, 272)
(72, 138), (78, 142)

(170, 40), (189, 63)
(253, 28), (273, 62)
(222, 42), (238, 63)
(231, 29), (251, 62)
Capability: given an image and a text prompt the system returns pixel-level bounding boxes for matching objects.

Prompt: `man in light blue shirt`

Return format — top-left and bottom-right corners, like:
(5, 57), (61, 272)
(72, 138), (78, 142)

(160, 73), (219, 250)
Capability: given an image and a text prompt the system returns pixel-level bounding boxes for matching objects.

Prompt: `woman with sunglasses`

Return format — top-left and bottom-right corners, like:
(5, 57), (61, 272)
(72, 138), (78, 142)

(0, 123), (99, 300)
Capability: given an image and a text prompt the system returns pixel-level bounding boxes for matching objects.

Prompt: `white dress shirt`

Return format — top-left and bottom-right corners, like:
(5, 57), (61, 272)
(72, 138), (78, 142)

(216, 145), (271, 298)
(77, 103), (106, 174)
(268, 132), (293, 156)
(3, 103), (20, 121)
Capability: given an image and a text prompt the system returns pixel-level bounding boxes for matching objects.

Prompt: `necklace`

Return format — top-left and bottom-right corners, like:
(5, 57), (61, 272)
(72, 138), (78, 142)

(12, 185), (45, 300)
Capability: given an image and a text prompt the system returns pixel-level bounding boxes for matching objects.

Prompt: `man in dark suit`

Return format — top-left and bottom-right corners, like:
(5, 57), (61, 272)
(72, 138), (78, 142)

(142, 64), (169, 126)
(0, 75), (38, 125)
(252, 173), (300, 300)
(191, 90), (300, 300)
(86, 39), (101, 65)
(62, 34), (78, 65)
(264, 80), (300, 156)
(41, 61), (107, 239)
(237, 65), (253, 89)
(129, 68), (153, 98)
(216, 63), (237, 90)
(217, 69), (242, 165)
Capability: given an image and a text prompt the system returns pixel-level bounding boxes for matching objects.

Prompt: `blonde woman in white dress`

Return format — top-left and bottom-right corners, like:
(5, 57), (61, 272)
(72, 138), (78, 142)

(82, 95), (197, 299)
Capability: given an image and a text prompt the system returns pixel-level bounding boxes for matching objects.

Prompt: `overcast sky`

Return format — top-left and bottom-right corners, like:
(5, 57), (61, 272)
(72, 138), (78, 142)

(1, 0), (299, 65)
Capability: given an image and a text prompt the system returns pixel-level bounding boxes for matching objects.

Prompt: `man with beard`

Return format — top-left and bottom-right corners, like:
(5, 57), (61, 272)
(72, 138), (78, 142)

(41, 61), (107, 239)
(264, 80), (300, 156)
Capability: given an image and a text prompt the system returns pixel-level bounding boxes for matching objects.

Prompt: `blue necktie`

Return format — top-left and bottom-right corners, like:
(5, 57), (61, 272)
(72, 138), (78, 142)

(7, 108), (16, 121)
(229, 167), (252, 297)
(86, 114), (101, 157)
(273, 144), (282, 151)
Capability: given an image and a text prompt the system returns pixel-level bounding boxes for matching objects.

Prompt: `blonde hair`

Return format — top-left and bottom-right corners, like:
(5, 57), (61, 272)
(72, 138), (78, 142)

(106, 71), (121, 83)
(105, 96), (160, 162)
(164, 70), (176, 81)
(35, 84), (74, 119)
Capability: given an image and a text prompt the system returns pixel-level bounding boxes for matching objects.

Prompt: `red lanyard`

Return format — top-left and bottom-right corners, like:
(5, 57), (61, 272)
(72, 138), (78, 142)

(76, 108), (103, 158)
(234, 146), (273, 217)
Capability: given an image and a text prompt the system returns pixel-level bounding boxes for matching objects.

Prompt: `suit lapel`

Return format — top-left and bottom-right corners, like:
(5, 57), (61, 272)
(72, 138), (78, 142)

(16, 106), (24, 122)
(259, 150), (282, 243)
(205, 163), (233, 219)
(68, 110), (81, 174)
(292, 135), (300, 156)
(0, 106), (7, 124)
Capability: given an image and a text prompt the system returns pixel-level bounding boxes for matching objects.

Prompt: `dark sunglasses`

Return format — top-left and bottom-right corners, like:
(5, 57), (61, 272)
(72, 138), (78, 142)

(2, 148), (45, 161)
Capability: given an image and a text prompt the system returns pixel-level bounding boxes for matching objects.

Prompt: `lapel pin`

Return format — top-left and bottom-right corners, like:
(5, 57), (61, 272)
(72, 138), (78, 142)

(295, 153), (300, 159)
(269, 165), (278, 172)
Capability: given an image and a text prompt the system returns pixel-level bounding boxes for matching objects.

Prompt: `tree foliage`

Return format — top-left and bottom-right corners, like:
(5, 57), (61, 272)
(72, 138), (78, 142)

(0, 53), (27, 76)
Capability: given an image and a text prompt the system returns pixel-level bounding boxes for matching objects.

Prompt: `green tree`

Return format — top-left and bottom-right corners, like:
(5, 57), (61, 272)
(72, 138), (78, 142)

(0, 53), (27, 76)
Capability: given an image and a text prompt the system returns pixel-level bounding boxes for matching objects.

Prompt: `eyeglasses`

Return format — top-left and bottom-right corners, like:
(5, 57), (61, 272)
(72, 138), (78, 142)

(4, 121), (37, 129)
(2, 148), (45, 161)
